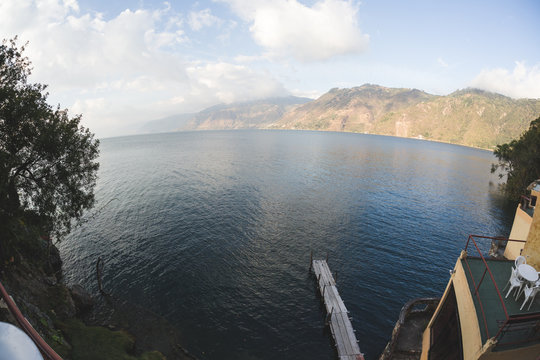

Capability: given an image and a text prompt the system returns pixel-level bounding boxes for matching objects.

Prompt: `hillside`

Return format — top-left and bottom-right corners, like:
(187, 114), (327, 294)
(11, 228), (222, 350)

(143, 85), (540, 149)
(275, 84), (436, 133)
(187, 96), (312, 130)
(273, 85), (540, 149)
(141, 96), (312, 134)
(139, 113), (195, 134)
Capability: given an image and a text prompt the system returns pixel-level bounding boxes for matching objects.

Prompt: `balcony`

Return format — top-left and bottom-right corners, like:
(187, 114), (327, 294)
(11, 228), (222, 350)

(462, 235), (540, 351)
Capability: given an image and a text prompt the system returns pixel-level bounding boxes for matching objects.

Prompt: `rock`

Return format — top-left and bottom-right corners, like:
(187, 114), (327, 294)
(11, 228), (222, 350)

(70, 285), (94, 314)
(44, 276), (57, 286)
(48, 244), (62, 279)
(50, 285), (77, 319)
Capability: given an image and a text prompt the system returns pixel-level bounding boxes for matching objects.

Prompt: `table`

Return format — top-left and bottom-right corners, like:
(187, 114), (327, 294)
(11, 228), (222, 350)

(0, 322), (43, 360)
(518, 264), (539, 283)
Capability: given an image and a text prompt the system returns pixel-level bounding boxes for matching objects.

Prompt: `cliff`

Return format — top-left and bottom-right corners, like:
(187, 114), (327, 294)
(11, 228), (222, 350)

(0, 214), (191, 359)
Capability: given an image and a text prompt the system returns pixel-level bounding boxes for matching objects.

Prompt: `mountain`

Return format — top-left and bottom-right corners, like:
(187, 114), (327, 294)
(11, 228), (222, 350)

(142, 85), (540, 149)
(140, 96), (311, 134)
(138, 113), (195, 134)
(274, 84), (436, 133)
(273, 85), (540, 149)
(186, 96), (312, 130)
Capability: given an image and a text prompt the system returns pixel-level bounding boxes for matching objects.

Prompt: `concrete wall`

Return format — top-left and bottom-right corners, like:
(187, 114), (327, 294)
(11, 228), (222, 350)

(503, 205), (532, 260)
(531, 188), (539, 201)
(420, 253), (483, 360)
(522, 202), (540, 269)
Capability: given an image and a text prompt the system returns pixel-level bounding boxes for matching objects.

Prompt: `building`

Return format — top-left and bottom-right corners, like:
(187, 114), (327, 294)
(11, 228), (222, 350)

(419, 181), (540, 360)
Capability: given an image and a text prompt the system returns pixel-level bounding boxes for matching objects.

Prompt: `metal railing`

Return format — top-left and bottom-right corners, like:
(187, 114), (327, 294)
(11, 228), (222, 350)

(0, 280), (63, 360)
(520, 195), (536, 218)
(520, 195), (532, 209)
(463, 235), (540, 350)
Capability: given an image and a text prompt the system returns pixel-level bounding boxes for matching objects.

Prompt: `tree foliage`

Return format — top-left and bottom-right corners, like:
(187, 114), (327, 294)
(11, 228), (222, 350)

(491, 116), (540, 199)
(0, 37), (99, 239)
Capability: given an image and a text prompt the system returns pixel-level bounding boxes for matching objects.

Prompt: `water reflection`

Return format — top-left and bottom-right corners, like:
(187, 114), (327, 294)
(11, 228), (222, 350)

(60, 130), (514, 360)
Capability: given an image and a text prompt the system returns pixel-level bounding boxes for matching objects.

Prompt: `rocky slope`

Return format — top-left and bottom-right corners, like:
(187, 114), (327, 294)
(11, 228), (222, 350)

(146, 84), (540, 149)
(141, 96), (312, 134)
(0, 215), (191, 360)
(272, 85), (540, 149)
(274, 85), (436, 133)
(188, 96), (311, 130)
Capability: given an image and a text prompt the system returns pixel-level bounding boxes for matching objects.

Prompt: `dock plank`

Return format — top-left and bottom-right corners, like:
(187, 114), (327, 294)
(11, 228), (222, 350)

(330, 314), (351, 355)
(313, 260), (336, 287)
(312, 259), (364, 360)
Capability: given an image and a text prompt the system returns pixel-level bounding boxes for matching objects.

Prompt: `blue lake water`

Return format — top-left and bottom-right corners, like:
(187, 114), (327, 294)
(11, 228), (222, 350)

(59, 130), (515, 359)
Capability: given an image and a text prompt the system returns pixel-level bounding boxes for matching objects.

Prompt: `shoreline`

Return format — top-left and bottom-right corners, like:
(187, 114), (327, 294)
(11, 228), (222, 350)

(265, 128), (496, 152)
(105, 127), (497, 153)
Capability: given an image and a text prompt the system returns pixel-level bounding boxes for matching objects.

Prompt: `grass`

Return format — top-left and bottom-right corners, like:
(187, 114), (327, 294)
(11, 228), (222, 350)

(57, 319), (165, 360)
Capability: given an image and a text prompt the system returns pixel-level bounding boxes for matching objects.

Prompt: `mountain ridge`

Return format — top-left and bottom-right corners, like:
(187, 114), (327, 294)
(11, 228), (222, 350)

(142, 85), (540, 149)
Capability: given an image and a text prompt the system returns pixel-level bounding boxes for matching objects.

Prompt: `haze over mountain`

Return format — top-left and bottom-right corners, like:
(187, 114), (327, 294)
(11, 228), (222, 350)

(143, 84), (540, 149)
(139, 113), (196, 134)
(3, 1), (538, 138)
(188, 96), (312, 130)
(140, 96), (311, 133)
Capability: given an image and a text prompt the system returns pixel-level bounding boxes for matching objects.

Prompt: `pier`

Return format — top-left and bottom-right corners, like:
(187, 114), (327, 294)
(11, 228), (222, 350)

(311, 259), (365, 360)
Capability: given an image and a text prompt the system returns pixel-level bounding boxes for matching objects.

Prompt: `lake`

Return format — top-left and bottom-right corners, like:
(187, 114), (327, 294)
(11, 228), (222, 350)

(59, 130), (515, 359)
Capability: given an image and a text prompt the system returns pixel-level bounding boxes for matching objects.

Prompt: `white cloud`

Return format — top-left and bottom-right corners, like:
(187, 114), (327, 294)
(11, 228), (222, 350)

(62, 0), (79, 12)
(0, 1), (187, 90)
(186, 62), (287, 104)
(0, 0), (288, 138)
(233, 54), (266, 63)
(470, 62), (540, 99)
(437, 57), (448, 68)
(220, 0), (369, 62)
(290, 88), (320, 99)
(188, 8), (222, 31)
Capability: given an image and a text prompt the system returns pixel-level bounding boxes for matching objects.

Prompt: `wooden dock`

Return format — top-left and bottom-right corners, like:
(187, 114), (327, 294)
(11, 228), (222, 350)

(312, 259), (365, 360)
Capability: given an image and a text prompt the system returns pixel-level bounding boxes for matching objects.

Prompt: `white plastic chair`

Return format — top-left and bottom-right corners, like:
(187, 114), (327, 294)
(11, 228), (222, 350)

(515, 255), (526, 268)
(520, 283), (540, 310)
(503, 267), (525, 299)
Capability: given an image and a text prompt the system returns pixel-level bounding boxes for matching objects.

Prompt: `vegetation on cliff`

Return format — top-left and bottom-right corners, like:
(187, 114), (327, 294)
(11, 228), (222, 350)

(491, 116), (540, 199)
(0, 38), (168, 360)
(0, 37), (99, 260)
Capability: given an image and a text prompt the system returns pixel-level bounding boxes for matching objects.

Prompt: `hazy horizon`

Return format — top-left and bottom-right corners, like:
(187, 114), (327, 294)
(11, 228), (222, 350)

(1, 0), (539, 138)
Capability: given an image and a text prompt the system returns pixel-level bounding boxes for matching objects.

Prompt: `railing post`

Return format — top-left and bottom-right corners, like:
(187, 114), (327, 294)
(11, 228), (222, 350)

(474, 268), (488, 296)
(465, 235), (472, 251)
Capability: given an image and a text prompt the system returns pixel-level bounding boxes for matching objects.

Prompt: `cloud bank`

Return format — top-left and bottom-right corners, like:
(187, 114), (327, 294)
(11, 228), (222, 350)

(470, 62), (540, 99)
(0, 0), (287, 137)
(221, 0), (369, 62)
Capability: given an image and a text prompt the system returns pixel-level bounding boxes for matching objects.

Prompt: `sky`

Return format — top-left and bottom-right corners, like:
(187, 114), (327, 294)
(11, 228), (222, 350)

(1, 0), (539, 138)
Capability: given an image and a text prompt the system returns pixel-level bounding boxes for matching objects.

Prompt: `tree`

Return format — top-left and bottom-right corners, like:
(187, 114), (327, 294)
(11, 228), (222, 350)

(491, 116), (540, 199)
(0, 37), (99, 240)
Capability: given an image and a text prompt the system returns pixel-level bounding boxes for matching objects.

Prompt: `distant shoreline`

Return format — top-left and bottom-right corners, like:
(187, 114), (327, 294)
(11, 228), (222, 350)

(106, 127), (497, 153)
(263, 128), (496, 152)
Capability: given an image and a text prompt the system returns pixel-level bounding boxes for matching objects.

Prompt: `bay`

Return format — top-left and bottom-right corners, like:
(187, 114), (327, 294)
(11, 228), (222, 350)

(59, 130), (514, 359)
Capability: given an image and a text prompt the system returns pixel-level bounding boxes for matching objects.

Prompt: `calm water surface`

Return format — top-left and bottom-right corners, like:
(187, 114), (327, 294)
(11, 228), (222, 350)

(60, 130), (514, 360)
